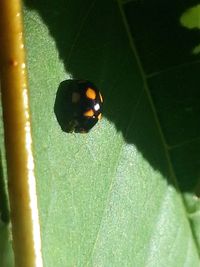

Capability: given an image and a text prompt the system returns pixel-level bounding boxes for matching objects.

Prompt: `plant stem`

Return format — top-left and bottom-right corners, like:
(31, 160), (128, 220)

(0, 1), (43, 266)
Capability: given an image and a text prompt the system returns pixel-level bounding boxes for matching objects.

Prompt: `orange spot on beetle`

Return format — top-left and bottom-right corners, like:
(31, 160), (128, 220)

(84, 109), (94, 117)
(86, 88), (96, 100)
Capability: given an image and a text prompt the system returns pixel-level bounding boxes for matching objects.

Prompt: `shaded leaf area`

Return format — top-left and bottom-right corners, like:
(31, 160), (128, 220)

(124, 0), (200, 74)
(23, 0), (200, 266)
(148, 64), (200, 195)
(124, 0), (200, 252)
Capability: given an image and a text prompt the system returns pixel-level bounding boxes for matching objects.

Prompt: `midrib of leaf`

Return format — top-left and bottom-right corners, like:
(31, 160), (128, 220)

(118, 0), (200, 258)
(117, 1), (179, 190)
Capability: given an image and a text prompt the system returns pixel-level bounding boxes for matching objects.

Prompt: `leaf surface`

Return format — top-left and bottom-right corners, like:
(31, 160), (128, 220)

(1, 0), (200, 266)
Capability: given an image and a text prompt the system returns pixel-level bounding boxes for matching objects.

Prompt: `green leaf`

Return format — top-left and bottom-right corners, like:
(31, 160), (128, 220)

(180, 4), (200, 55)
(1, 0), (200, 265)
(180, 4), (200, 29)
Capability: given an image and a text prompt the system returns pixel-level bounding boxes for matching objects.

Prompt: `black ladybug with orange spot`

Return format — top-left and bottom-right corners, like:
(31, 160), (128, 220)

(60, 80), (103, 133)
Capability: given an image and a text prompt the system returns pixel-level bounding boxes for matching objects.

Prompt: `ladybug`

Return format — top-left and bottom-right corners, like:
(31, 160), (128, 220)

(56, 79), (103, 133)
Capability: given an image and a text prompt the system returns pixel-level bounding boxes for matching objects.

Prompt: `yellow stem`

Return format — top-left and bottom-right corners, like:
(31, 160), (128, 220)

(0, 1), (43, 267)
